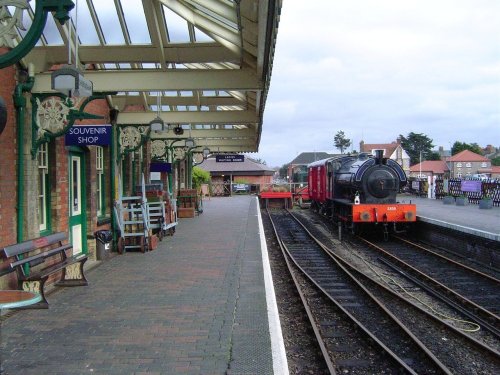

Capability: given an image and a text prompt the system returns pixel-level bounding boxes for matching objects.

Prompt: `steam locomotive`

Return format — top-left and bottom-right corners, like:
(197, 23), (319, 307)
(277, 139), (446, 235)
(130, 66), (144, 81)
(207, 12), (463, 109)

(308, 151), (416, 238)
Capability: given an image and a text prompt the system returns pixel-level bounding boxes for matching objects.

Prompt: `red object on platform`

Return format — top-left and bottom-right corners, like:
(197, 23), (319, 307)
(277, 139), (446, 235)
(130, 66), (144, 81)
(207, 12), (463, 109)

(259, 192), (292, 198)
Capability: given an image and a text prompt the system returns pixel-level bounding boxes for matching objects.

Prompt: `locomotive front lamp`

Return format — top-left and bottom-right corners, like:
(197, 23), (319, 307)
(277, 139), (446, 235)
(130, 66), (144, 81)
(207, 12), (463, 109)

(185, 137), (195, 148)
(203, 147), (210, 157)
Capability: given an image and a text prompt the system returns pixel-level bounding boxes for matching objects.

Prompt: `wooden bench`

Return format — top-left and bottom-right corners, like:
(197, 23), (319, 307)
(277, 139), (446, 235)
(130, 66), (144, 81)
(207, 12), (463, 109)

(1, 232), (88, 308)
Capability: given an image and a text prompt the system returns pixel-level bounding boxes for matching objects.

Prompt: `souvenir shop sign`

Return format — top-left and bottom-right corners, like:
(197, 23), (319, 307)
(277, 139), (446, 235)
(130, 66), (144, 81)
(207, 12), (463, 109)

(65, 124), (112, 146)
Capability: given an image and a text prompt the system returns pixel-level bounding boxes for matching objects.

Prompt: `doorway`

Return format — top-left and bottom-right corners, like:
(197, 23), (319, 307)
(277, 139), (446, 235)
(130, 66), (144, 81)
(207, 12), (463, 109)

(68, 150), (87, 254)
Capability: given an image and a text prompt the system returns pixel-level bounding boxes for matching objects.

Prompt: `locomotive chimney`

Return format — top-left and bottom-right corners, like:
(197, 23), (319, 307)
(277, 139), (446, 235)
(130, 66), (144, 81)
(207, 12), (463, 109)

(375, 150), (384, 164)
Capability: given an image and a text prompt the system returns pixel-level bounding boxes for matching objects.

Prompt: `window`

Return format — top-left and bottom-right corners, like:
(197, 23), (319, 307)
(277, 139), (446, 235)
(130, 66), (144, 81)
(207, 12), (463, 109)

(465, 162), (471, 168)
(481, 162), (488, 167)
(457, 163), (462, 167)
(96, 146), (105, 217)
(38, 143), (49, 232)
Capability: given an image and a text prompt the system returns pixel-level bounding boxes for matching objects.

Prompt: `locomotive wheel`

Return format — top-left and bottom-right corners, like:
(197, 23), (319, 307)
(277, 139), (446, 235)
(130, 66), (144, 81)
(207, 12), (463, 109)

(117, 237), (124, 254)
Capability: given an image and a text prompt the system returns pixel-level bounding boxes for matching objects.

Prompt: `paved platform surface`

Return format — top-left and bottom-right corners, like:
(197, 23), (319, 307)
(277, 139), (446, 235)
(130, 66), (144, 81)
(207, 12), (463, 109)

(2, 196), (285, 374)
(398, 195), (500, 241)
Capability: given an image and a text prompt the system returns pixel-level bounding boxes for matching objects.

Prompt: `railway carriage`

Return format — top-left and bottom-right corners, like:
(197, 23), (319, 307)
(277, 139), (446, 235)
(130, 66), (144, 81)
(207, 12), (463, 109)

(308, 151), (416, 238)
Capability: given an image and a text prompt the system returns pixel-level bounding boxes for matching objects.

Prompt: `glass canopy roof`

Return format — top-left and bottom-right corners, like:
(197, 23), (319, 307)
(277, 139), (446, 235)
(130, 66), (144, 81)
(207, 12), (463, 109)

(3, 0), (281, 153)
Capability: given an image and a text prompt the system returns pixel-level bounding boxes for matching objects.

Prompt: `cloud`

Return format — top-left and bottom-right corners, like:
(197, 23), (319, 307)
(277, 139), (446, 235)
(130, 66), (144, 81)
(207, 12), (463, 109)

(259, 0), (500, 167)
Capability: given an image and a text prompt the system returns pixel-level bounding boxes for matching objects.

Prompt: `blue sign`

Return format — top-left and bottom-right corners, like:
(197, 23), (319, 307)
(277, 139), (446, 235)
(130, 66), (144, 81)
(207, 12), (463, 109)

(65, 124), (112, 146)
(216, 154), (244, 162)
(150, 162), (172, 173)
(461, 180), (482, 193)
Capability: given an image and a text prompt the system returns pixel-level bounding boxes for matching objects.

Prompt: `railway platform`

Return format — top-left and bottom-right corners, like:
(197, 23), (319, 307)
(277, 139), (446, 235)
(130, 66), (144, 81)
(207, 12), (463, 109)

(398, 195), (500, 242)
(1, 196), (287, 375)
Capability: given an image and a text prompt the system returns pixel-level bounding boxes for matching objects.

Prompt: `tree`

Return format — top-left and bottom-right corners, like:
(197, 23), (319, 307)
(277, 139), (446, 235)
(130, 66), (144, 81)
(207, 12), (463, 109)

(426, 151), (442, 161)
(192, 166), (210, 190)
(398, 132), (435, 165)
(252, 158), (267, 165)
(334, 130), (351, 154)
(279, 163), (290, 179)
(491, 156), (500, 166)
(451, 141), (483, 156)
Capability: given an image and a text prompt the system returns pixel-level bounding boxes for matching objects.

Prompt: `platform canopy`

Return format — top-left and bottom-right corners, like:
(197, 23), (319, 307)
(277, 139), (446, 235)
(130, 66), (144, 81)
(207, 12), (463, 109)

(11, 0), (281, 153)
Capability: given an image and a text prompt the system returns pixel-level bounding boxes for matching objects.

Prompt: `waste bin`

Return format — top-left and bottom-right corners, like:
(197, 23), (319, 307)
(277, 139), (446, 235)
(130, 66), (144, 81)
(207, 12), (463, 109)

(94, 230), (113, 260)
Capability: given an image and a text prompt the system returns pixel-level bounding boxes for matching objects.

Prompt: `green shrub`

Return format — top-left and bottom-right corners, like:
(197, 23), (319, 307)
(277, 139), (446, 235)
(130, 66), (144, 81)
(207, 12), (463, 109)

(192, 167), (210, 190)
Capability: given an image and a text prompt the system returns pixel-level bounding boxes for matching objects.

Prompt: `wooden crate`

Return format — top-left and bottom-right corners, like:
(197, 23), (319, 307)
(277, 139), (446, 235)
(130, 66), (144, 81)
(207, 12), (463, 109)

(178, 207), (195, 218)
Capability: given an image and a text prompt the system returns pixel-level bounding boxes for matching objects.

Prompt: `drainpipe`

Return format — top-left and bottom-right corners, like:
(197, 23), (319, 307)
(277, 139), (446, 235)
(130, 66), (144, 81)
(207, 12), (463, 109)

(109, 108), (118, 247)
(13, 64), (35, 242)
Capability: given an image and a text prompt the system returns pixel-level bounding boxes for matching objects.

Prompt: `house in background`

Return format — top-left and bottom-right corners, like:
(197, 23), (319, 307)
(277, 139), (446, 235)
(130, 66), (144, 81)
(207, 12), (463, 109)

(359, 139), (411, 175)
(491, 166), (500, 179)
(198, 156), (275, 196)
(409, 160), (449, 179)
(436, 146), (452, 160)
(287, 152), (336, 182)
(447, 150), (491, 178)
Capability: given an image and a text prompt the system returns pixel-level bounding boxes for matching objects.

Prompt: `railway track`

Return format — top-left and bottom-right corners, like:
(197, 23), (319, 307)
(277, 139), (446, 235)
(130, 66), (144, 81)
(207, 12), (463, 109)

(359, 235), (500, 339)
(267, 209), (451, 374)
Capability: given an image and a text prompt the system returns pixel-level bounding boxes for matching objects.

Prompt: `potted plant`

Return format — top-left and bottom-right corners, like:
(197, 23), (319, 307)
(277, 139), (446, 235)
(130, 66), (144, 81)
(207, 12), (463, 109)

(455, 194), (468, 206)
(443, 195), (455, 205)
(479, 195), (493, 209)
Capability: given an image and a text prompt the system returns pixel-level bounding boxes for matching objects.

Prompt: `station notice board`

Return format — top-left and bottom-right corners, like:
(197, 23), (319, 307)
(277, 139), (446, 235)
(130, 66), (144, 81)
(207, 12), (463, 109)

(216, 155), (244, 162)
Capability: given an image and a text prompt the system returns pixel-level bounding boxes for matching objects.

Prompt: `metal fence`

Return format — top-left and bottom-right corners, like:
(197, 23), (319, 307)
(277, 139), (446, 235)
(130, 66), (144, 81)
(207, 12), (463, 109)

(433, 178), (500, 206)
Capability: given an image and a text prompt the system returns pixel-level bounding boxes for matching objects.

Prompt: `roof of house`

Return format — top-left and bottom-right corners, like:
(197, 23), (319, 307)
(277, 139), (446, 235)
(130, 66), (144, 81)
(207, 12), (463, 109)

(289, 152), (336, 165)
(491, 166), (500, 174)
(198, 156), (275, 175)
(360, 141), (401, 158)
(409, 160), (449, 174)
(449, 150), (489, 162)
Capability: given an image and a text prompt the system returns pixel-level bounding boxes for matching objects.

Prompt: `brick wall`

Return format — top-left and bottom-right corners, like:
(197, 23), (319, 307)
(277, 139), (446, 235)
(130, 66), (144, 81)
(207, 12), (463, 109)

(0, 61), (17, 248)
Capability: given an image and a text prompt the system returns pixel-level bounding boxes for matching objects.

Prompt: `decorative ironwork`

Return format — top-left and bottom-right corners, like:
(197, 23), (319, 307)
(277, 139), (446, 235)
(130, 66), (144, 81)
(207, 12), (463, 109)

(118, 125), (150, 158)
(0, 0), (75, 68)
(174, 147), (186, 161)
(0, 0), (29, 48)
(119, 126), (141, 149)
(35, 96), (78, 138)
(193, 152), (204, 164)
(151, 139), (167, 159)
(31, 93), (104, 158)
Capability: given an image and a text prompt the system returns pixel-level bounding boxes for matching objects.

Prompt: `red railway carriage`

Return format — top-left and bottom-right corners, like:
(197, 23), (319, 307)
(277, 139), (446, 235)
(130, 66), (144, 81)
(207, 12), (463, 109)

(308, 158), (330, 203)
(308, 151), (416, 238)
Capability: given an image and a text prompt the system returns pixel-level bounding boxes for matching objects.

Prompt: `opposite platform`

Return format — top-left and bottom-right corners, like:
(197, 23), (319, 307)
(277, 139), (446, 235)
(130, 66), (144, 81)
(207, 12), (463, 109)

(398, 195), (500, 241)
(2, 196), (287, 375)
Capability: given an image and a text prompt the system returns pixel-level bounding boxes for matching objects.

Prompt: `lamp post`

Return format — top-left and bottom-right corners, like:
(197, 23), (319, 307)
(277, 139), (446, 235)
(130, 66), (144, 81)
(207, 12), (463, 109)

(419, 151), (422, 178)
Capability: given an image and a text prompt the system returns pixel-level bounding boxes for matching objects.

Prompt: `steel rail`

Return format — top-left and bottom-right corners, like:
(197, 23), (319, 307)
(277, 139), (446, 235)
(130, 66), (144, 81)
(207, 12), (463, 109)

(268, 209), (451, 374)
(267, 216), (337, 374)
(359, 236), (500, 336)
(393, 235), (500, 283)
(379, 256), (500, 340)
(344, 256), (500, 362)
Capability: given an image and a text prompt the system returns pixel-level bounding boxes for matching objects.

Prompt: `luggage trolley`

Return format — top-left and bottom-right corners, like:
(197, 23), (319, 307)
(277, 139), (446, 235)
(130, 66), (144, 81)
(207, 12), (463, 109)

(114, 175), (150, 253)
(114, 195), (150, 253)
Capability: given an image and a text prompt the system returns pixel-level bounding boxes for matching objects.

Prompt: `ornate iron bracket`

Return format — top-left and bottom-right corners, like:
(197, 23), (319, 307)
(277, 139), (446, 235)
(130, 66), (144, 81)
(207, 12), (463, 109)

(31, 93), (104, 158)
(118, 125), (150, 158)
(150, 138), (188, 162)
(0, 0), (75, 68)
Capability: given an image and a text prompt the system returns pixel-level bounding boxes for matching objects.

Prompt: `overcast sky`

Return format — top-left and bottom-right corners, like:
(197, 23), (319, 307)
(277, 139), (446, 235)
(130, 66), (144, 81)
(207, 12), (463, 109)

(255, 0), (500, 167)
